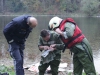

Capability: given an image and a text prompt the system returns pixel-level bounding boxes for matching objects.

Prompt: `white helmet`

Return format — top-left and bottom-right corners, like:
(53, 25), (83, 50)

(49, 16), (62, 30)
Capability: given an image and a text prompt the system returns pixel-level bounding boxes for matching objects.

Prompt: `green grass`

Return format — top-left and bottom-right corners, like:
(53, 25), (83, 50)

(67, 72), (98, 75)
(0, 65), (15, 75)
(67, 72), (86, 75)
(0, 65), (99, 75)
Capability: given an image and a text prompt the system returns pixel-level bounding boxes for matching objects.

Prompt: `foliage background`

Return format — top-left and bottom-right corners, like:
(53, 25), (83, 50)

(0, 0), (100, 16)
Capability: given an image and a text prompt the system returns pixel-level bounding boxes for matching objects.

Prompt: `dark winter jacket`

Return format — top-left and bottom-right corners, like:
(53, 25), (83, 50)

(3, 15), (33, 44)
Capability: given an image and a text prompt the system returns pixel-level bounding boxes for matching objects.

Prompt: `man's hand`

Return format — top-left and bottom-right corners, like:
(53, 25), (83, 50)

(49, 44), (56, 51)
(55, 28), (63, 34)
(43, 46), (50, 50)
(50, 44), (56, 48)
(55, 28), (68, 39)
(49, 47), (55, 51)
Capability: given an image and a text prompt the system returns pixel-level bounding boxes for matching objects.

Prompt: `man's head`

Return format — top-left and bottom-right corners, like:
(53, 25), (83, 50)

(27, 17), (38, 28)
(49, 16), (63, 30)
(40, 29), (50, 42)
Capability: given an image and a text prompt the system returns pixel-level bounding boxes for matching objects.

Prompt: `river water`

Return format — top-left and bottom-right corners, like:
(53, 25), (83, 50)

(0, 15), (100, 73)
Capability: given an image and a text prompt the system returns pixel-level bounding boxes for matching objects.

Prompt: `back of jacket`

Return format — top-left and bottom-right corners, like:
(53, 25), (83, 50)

(3, 15), (32, 44)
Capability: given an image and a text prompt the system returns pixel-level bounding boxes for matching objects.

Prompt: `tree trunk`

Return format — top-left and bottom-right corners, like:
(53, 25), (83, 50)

(1, 0), (5, 14)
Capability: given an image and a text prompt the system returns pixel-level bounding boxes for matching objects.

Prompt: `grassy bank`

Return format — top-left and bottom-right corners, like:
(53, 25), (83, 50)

(0, 65), (98, 75)
(0, 65), (15, 75)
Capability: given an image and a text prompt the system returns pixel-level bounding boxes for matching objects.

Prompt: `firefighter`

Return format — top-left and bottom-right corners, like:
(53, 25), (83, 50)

(38, 29), (64, 75)
(48, 16), (96, 75)
(3, 15), (38, 75)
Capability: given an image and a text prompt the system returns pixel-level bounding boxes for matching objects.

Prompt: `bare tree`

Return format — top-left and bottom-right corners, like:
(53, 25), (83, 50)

(0, 0), (5, 13)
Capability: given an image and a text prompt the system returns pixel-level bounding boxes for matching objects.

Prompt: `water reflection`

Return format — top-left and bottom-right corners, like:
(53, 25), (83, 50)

(0, 16), (100, 73)
(94, 49), (100, 74)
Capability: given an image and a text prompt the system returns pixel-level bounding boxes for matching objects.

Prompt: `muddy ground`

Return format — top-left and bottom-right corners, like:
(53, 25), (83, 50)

(0, 57), (71, 75)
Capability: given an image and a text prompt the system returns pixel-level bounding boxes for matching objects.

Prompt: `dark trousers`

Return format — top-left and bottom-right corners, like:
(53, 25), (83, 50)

(8, 42), (25, 75)
(38, 60), (60, 75)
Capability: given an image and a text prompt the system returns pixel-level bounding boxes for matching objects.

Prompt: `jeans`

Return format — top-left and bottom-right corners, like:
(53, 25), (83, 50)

(8, 42), (25, 75)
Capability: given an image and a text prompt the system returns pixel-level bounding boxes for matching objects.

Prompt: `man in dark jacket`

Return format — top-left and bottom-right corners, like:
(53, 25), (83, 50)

(3, 15), (38, 75)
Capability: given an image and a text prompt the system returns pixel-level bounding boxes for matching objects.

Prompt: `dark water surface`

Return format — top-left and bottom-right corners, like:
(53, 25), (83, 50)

(0, 16), (100, 73)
